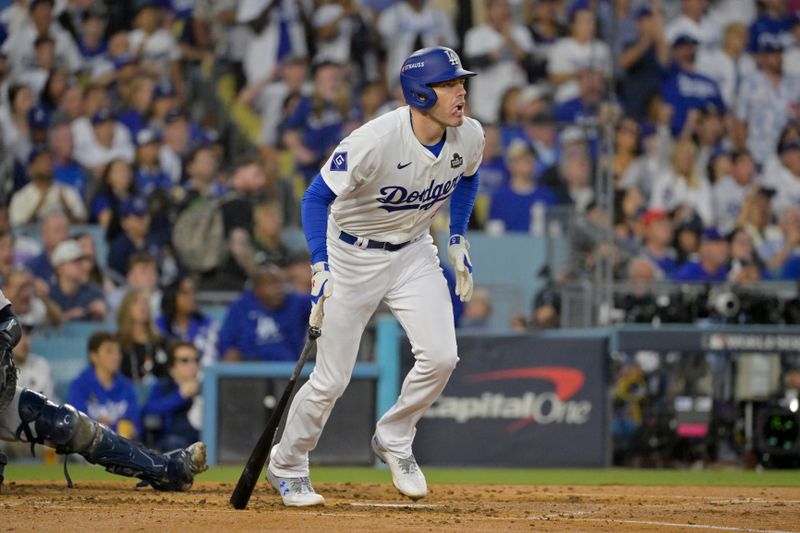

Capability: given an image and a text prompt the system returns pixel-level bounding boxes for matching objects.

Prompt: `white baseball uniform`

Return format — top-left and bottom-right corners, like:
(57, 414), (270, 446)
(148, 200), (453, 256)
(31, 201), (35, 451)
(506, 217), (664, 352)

(270, 106), (484, 476)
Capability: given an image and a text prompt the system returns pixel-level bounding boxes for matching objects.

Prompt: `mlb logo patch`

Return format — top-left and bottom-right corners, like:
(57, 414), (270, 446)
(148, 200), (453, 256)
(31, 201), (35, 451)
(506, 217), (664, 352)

(331, 152), (348, 172)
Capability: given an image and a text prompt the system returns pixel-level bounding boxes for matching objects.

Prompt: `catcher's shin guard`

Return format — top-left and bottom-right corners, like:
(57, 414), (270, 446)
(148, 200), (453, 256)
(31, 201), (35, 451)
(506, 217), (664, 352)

(15, 389), (205, 491)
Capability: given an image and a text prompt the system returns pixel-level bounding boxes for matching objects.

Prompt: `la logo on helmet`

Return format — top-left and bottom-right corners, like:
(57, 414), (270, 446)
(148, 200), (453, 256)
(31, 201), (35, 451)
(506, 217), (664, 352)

(445, 49), (460, 67)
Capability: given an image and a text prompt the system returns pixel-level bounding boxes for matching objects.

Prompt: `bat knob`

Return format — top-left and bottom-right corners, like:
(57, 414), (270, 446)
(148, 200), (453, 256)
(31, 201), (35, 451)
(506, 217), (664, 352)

(309, 326), (322, 339)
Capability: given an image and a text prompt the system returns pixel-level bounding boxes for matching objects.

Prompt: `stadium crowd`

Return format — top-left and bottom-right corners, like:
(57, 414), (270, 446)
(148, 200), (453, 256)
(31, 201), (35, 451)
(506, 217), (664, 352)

(1, 0), (800, 452)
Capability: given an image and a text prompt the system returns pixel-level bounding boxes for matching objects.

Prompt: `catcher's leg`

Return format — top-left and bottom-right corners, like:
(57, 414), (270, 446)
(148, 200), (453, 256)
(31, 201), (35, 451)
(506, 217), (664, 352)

(12, 388), (207, 491)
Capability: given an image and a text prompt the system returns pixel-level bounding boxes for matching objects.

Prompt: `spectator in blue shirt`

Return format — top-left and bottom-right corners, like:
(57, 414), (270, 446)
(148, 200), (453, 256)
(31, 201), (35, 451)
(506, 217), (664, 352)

(49, 121), (90, 199)
(477, 125), (509, 198)
(25, 211), (69, 285)
(282, 61), (359, 182)
(49, 239), (107, 321)
(488, 140), (557, 233)
(156, 275), (218, 364)
(107, 196), (163, 279)
(142, 341), (202, 452)
(619, 5), (669, 121)
(661, 33), (726, 137)
(133, 129), (172, 195)
(553, 67), (614, 160)
(218, 265), (311, 362)
(117, 77), (156, 140)
(67, 331), (141, 439)
(673, 227), (730, 282)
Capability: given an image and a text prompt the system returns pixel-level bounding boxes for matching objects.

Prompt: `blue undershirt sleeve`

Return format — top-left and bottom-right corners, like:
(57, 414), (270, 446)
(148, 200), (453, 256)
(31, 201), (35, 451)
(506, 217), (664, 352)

(302, 173), (337, 264)
(449, 171), (480, 236)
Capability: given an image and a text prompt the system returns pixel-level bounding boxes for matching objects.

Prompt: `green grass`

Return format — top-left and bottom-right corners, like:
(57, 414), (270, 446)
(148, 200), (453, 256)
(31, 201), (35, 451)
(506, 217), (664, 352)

(6, 463), (800, 487)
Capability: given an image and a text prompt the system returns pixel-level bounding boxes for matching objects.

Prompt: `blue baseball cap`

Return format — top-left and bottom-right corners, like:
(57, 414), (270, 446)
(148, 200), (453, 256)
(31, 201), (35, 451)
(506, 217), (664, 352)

(756, 32), (784, 53)
(91, 108), (115, 125)
(701, 227), (725, 242)
(633, 5), (652, 19)
(28, 105), (50, 129)
(164, 107), (187, 124)
(120, 196), (149, 217)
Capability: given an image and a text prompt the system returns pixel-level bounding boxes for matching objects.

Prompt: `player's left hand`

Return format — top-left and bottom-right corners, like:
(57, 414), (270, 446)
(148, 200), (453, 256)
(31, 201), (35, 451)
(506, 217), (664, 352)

(447, 235), (473, 302)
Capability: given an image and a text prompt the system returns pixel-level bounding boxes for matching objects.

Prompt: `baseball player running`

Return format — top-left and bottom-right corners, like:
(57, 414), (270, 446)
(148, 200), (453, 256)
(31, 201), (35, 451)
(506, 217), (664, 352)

(0, 290), (207, 490)
(268, 46), (484, 506)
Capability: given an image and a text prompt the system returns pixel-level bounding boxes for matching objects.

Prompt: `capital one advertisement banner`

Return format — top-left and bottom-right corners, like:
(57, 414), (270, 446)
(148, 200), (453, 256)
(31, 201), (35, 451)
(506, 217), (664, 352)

(403, 333), (608, 467)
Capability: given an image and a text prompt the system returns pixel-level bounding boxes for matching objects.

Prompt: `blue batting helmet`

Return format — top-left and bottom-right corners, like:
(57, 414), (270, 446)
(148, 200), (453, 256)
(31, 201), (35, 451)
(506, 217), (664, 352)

(400, 47), (475, 110)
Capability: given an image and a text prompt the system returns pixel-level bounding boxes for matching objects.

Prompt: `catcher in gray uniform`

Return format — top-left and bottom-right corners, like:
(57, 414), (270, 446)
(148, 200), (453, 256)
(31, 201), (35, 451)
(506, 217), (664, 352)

(0, 289), (207, 490)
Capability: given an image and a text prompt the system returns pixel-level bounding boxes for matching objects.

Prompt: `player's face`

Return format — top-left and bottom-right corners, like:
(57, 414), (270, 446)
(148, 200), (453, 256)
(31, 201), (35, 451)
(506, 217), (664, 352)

(430, 78), (467, 127)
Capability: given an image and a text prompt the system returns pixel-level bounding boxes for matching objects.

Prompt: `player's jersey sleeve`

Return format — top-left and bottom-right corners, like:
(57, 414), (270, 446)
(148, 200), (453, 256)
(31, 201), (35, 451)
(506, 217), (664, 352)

(319, 125), (379, 196)
(462, 117), (485, 177)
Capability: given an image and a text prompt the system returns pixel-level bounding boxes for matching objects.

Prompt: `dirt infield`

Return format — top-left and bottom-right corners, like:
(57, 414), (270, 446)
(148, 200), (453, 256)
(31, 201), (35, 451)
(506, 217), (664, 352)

(3, 480), (800, 532)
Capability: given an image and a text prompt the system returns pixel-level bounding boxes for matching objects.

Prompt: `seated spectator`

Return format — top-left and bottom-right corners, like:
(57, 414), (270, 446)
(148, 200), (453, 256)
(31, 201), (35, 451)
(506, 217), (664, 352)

(107, 196), (164, 280)
(117, 76), (156, 140)
(218, 265), (310, 362)
(627, 255), (661, 286)
(117, 287), (168, 382)
(641, 209), (678, 277)
(0, 83), (34, 165)
(695, 22), (756, 109)
(13, 322), (55, 400)
(18, 34), (56, 99)
(2, 267), (62, 327)
(67, 331), (142, 439)
(24, 211), (69, 284)
(460, 287), (492, 329)
(252, 202), (291, 267)
(49, 239), (106, 321)
(108, 252), (162, 318)
(50, 121), (90, 200)
(727, 227), (770, 281)
(738, 186), (777, 259)
(673, 227), (730, 281)
(487, 140), (556, 233)
(9, 149), (87, 226)
(712, 149), (757, 233)
(673, 210), (703, 266)
(156, 276), (218, 364)
(764, 140), (800, 218)
(91, 158), (136, 241)
(603, 117), (642, 189)
(553, 66), (613, 160)
(477, 124), (509, 199)
(158, 107), (192, 184)
(181, 143), (224, 201)
(74, 231), (114, 293)
(133, 129), (172, 195)
(555, 135), (595, 212)
(142, 341), (202, 452)
(650, 138), (713, 226)
(74, 108), (135, 174)
(760, 206), (800, 276)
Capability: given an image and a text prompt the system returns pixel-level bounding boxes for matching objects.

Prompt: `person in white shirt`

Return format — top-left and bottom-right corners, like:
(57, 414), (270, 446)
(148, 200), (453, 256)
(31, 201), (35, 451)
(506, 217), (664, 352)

(463, 0), (535, 123)
(128, 2), (182, 88)
(665, 0), (721, 49)
(783, 15), (800, 78)
(377, 0), (457, 89)
(764, 139), (800, 218)
(72, 108), (135, 173)
(8, 149), (86, 227)
(547, 6), (611, 103)
(0, 83), (33, 165)
(242, 0), (308, 86)
(650, 137), (714, 225)
(712, 149), (758, 233)
(695, 22), (756, 109)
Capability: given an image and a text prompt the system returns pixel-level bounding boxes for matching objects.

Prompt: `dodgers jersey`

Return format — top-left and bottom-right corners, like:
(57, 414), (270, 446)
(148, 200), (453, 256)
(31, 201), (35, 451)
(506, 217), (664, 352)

(320, 106), (484, 243)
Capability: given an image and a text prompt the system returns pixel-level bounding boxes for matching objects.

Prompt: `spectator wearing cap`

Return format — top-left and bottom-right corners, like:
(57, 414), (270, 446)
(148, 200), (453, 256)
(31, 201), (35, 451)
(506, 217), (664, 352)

(376, 0), (455, 90)
(27, 105), (51, 149)
(651, 137), (714, 221)
(547, 4), (611, 103)
(159, 108), (191, 185)
(74, 108), (135, 173)
(24, 211), (69, 284)
(133, 129), (171, 195)
(764, 140), (800, 218)
(712, 149), (757, 233)
(50, 121), (90, 200)
(9, 149), (87, 226)
(282, 61), (359, 182)
(734, 33), (800, 167)
(673, 227), (730, 281)
(661, 33), (726, 137)
(1, 0), (82, 79)
(129, 1), (182, 88)
(49, 239), (107, 321)
(0, 83), (34, 165)
(641, 209), (679, 277)
(117, 76), (156, 140)
(218, 265), (311, 362)
(107, 196), (162, 280)
(673, 210), (703, 265)
(665, 0), (721, 49)
(619, 3), (669, 121)
(695, 23), (757, 110)
(462, 0), (535, 123)
(487, 140), (556, 234)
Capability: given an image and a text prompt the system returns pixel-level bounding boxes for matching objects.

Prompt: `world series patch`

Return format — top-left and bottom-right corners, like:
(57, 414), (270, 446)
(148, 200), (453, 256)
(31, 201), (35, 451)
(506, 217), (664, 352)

(450, 153), (463, 169)
(331, 152), (348, 171)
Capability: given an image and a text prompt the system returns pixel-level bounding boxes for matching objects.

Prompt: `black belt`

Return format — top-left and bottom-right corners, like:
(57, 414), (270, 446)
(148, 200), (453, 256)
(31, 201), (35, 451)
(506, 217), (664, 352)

(338, 230), (411, 251)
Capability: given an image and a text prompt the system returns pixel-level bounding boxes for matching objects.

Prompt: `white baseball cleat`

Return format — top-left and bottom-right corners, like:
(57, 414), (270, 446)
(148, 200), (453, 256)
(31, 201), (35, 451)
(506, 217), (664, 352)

(267, 446), (325, 507)
(371, 435), (427, 500)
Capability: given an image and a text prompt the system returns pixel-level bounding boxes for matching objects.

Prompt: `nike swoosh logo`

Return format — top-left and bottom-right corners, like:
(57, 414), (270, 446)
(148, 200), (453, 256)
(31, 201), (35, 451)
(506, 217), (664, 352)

(397, 162), (412, 169)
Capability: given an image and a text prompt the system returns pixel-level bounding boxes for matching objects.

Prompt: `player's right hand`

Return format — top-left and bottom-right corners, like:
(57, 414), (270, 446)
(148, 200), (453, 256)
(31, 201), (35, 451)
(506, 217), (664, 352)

(309, 262), (333, 329)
